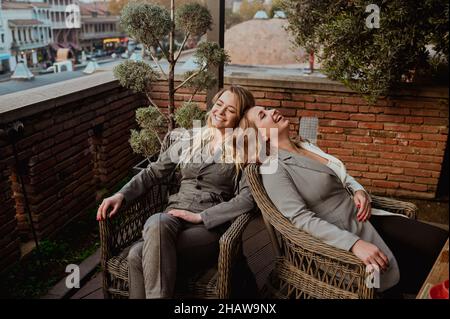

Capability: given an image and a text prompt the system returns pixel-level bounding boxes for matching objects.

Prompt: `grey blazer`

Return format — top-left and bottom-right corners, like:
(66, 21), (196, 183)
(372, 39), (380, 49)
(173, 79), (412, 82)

(118, 138), (255, 230)
(261, 149), (400, 291)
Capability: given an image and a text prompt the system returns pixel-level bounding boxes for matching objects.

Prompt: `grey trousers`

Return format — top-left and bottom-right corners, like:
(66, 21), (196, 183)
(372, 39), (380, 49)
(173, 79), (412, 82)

(127, 213), (223, 299)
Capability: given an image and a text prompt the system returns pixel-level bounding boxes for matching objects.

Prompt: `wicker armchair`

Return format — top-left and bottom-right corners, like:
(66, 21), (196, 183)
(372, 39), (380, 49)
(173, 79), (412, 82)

(99, 131), (256, 299)
(245, 164), (418, 299)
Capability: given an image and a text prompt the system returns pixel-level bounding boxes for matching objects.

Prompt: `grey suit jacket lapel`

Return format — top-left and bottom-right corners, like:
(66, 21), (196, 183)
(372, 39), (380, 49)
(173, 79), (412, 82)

(278, 149), (340, 179)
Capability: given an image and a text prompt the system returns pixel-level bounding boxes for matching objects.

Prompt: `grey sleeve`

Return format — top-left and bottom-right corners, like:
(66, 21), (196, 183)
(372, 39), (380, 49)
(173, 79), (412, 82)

(117, 139), (184, 203)
(262, 165), (360, 251)
(200, 172), (255, 230)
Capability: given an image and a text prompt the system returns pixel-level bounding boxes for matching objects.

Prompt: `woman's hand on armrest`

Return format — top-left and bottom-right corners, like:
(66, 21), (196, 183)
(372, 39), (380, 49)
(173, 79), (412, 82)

(97, 193), (124, 221)
(351, 239), (389, 271)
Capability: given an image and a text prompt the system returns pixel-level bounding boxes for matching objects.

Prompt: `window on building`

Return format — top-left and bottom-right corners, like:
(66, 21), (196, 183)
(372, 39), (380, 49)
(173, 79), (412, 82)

(18, 30), (21, 42)
(1, 34), (4, 43)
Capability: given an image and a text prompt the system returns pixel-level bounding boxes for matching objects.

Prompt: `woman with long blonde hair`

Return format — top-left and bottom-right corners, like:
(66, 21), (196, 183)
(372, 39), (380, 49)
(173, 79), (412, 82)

(97, 85), (256, 298)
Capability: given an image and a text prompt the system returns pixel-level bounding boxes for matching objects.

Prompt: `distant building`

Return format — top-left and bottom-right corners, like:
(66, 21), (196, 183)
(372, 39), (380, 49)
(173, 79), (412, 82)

(0, 1), (53, 71)
(224, 18), (309, 66)
(79, 1), (126, 54)
(47, 0), (81, 52)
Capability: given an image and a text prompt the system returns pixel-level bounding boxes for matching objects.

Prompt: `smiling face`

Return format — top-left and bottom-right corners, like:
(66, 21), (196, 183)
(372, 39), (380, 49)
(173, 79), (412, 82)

(245, 106), (290, 140)
(210, 90), (239, 129)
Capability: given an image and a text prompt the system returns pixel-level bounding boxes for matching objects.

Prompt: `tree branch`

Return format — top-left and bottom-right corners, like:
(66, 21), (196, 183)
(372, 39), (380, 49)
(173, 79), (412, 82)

(174, 32), (190, 63)
(147, 48), (168, 80)
(145, 92), (170, 122)
(174, 66), (206, 92)
(188, 86), (200, 103)
(154, 37), (170, 62)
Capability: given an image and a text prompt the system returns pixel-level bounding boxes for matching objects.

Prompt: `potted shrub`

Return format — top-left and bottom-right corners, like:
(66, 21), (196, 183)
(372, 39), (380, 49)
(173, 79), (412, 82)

(113, 1), (230, 173)
(281, 0), (449, 102)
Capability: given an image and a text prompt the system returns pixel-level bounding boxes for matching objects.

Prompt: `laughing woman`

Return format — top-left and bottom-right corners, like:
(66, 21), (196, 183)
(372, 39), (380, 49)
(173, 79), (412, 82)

(97, 85), (256, 298)
(239, 106), (447, 296)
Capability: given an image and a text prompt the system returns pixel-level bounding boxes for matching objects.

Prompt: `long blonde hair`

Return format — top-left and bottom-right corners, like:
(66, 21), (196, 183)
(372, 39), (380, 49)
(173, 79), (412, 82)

(179, 85), (255, 172)
(236, 108), (305, 165)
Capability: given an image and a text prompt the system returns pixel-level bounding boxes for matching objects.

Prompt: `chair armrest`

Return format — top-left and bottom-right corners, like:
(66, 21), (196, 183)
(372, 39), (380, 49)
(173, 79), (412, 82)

(99, 181), (177, 269)
(216, 211), (256, 299)
(371, 195), (418, 219)
(245, 164), (373, 298)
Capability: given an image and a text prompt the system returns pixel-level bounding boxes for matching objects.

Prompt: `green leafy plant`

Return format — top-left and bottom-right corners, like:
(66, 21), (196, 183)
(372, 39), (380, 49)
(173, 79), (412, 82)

(282, 0), (449, 102)
(114, 1), (229, 159)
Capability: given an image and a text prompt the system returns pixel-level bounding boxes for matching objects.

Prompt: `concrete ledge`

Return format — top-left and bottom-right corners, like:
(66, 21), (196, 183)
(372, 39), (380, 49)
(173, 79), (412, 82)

(42, 248), (101, 299)
(1, 66), (448, 125)
(0, 71), (119, 125)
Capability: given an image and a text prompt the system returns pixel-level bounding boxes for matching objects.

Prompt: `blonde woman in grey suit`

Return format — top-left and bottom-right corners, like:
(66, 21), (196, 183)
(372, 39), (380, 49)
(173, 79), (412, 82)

(97, 85), (256, 298)
(239, 106), (447, 296)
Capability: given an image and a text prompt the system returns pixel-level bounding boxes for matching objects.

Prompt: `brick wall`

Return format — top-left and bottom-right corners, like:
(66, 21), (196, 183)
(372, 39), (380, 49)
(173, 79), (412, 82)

(224, 81), (448, 199)
(0, 148), (21, 271)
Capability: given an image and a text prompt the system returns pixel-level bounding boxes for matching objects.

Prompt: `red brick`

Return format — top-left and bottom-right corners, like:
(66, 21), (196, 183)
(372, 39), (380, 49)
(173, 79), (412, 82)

(347, 136), (373, 143)
(373, 137), (398, 145)
(328, 120), (358, 128)
(377, 115), (405, 123)
(266, 92), (292, 100)
(413, 109), (441, 117)
(319, 127), (344, 134)
(282, 100), (304, 108)
(380, 152), (407, 160)
(292, 94), (316, 102)
(328, 148), (354, 156)
(399, 183), (428, 192)
(316, 140), (341, 148)
(410, 126), (441, 133)
(406, 154), (442, 163)
(392, 160), (419, 168)
(314, 95), (342, 104)
(384, 124), (410, 132)
(324, 112), (349, 120)
(350, 114), (376, 122)
(415, 177), (439, 185)
(255, 99), (280, 107)
(324, 134), (346, 141)
(409, 140), (437, 148)
(305, 102), (331, 111)
(343, 128), (368, 136)
(379, 166), (403, 174)
(363, 172), (387, 180)
(358, 122), (383, 130)
(331, 104), (358, 112)
(405, 117), (424, 124)
(250, 91), (265, 98)
(347, 170), (363, 177)
(423, 117), (448, 125)
(372, 180), (399, 188)
(383, 107), (410, 115)
(404, 168), (432, 177)
(339, 155), (366, 164)
(421, 133), (448, 142)
(346, 163), (369, 171)
(387, 175), (414, 182)
(396, 132), (422, 140)
(298, 110), (324, 118)
(354, 150), (379, 158)
(418, 163), (442, 171)
(366, 158), (393, 166)
(342, 96), (368, 105)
